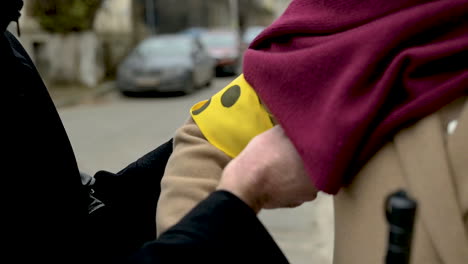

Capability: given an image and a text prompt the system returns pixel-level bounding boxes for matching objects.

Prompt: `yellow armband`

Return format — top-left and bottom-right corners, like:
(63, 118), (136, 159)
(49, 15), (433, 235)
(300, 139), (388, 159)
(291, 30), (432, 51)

(190, 74), (274, 157)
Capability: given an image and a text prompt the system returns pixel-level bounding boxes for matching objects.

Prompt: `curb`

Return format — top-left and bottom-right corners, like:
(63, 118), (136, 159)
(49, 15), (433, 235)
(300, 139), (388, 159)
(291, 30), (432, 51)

(55, 81), (116, 108)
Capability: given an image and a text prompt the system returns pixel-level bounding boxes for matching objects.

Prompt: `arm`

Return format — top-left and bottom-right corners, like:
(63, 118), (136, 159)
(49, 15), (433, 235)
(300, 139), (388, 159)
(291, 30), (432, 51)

(134, 191), (289, 263)
(157, 74), (275, 236)
(156, 118), (231, 236)
(130, 126), (317, 263)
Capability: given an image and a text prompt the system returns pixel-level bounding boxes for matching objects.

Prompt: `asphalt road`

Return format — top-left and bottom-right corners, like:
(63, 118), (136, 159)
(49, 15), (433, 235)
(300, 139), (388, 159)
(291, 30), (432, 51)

(59, 77), (334, 264)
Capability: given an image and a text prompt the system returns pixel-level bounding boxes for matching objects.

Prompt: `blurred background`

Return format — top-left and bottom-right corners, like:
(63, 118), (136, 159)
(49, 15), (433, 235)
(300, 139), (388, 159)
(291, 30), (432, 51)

(13, 0), (290, 90)
(10, 1), (334, 263)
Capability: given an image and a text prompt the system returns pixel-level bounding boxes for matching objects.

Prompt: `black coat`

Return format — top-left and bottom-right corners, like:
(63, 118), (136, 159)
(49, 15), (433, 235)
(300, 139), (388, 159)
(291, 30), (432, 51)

(1, 29), (174, 263)
(2, 29), (91, 262)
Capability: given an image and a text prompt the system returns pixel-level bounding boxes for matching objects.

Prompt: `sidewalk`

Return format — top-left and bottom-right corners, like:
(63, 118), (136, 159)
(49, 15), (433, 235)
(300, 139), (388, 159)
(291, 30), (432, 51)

(48, 81), (116, 109)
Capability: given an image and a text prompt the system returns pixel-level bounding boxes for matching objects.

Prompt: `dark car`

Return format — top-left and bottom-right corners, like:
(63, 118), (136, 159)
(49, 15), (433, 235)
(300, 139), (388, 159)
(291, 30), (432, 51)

(200, 30), (240, 76)
(117, 34), (215, 95)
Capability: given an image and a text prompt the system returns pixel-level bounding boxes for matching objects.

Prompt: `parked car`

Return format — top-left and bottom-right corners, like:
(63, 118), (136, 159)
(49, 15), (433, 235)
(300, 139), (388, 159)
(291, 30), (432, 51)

(200, 29), (240, 75)
(117, 34), (214, 95)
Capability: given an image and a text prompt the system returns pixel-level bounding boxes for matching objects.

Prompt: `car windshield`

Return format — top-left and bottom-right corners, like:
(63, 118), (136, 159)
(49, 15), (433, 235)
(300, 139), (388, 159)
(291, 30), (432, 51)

(137, 37), (192, 57)
(201, 33), (236, 48)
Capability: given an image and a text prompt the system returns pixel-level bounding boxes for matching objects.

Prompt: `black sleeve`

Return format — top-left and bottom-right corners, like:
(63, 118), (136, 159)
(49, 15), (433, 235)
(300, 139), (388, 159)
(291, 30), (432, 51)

(88, 139), (174, 262)
(129, 191), (289, 264)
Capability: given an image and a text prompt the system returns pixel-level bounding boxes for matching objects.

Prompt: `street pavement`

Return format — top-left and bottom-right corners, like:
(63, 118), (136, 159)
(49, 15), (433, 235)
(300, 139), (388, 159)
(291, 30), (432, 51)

(53, 78), (334, 264)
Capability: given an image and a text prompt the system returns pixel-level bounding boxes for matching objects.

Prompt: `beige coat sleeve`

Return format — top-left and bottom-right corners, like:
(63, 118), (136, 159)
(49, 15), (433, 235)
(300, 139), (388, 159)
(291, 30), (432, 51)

(156, 117), (231, 236)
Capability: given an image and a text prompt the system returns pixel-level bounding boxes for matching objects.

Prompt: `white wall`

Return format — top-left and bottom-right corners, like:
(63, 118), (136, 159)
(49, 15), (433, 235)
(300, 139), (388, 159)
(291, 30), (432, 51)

(94, 0), (133, 34)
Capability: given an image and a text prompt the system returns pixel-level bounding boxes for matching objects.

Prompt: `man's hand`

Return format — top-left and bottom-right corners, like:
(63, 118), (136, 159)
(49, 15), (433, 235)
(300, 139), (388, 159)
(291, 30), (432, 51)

(217, 126), (318, 213)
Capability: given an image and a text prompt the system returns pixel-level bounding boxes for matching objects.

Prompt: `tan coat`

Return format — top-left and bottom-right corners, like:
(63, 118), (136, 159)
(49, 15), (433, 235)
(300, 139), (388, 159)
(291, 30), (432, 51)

(334, 96), (468, 264)
(156, 118), (231, 236)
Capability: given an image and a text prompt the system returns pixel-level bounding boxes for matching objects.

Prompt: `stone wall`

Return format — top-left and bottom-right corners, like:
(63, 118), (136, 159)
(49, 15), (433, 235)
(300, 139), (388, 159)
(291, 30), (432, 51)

(18, 31), (106, 87)
(15, 0), (136, 87)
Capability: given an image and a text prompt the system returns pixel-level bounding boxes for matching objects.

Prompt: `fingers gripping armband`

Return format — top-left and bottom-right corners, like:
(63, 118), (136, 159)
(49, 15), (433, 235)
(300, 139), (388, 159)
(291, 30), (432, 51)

(190, 74), (274, 157)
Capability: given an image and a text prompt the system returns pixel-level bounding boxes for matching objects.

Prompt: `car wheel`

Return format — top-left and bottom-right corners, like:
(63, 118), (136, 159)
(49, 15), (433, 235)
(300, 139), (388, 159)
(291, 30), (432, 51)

(183, 73), (196, 94)
(120, 90), (134, 97)
(205, 75), (213, 87)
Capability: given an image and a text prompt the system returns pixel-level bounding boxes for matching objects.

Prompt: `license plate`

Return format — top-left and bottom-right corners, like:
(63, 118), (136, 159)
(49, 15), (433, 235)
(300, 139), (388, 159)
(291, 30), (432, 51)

(135, 77), (160, 86)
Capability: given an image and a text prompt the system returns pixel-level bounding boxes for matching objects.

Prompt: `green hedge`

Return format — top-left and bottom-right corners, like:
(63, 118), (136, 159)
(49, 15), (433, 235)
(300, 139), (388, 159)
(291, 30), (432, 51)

(31, 0), (102, 33)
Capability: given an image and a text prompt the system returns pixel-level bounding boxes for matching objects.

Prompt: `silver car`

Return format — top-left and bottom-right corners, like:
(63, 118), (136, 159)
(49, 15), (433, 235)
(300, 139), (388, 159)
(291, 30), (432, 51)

(117, 34), (215, 95)
(200, 30), (241, 76)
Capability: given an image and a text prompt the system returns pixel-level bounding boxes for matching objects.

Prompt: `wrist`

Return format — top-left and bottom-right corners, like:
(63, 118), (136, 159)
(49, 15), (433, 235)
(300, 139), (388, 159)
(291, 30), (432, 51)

(217, 160), (266, 213)
(216, 186), (263, 214)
